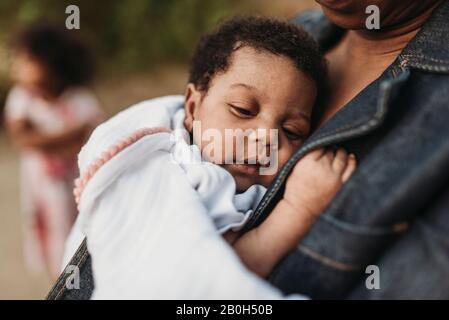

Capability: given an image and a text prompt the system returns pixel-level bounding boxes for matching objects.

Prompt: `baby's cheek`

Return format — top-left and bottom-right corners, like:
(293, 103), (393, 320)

(276, 149), (293, 170)
(259, 173), (276, 188)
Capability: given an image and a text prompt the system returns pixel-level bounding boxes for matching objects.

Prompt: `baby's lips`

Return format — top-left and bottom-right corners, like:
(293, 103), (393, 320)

(258, 155), (271, 167)
(234, 156), (270, 167)
(241, 156), (258, 165)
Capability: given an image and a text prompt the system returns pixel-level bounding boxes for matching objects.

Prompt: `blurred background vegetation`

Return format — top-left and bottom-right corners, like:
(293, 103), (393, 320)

(0, 0), (317, 299)
(0, 0), (318, 119)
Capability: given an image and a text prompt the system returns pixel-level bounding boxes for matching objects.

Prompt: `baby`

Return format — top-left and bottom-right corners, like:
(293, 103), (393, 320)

(65, 17), (355, 299)
(182, 17), (356, 277)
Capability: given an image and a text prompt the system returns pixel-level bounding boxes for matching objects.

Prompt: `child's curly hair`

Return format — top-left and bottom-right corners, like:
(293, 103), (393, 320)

(13, 23), (95, 96)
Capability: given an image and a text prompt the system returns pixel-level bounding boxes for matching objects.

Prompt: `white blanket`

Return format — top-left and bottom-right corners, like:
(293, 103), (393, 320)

(64, 95), (305, 299)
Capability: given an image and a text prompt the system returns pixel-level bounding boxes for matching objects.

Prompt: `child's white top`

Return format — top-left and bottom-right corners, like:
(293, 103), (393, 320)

(63, 95), (300, 299)
(5, 85), (102, 133)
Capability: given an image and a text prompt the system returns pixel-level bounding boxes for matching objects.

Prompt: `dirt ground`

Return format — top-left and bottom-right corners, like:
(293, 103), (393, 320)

(0, 133), (51, 299)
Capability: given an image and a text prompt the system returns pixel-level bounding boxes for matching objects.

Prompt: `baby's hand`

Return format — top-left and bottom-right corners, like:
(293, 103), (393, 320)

(283, 148), (356, 218)
(232, 148), (356, 277)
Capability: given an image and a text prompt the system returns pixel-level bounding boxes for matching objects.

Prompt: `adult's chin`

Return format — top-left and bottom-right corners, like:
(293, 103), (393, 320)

(316, 0), (376, 30)
(316, 0), (361, 13)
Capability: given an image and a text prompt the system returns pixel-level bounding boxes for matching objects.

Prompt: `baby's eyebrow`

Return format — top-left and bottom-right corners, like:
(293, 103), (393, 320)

(230, 83), (257, 91)
(297, 112), (311, 122)
(288, 110), (310, 123)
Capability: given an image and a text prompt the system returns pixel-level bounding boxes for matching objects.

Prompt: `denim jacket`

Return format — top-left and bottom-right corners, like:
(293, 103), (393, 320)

(47, 1), (449, 300)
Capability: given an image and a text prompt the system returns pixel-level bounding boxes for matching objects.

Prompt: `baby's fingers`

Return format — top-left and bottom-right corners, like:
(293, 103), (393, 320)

(306, 148), (327, 160)
(342, 154), (357, 182)
(332, 148), (348, 172)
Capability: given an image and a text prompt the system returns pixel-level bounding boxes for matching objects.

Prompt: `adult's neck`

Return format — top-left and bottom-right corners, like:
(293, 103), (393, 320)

(343, 1), (443, 63)
(320, 1), (444, 125)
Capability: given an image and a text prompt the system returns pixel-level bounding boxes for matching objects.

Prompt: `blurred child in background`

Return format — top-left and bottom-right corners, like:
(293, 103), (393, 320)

(4, 23), (103, 279)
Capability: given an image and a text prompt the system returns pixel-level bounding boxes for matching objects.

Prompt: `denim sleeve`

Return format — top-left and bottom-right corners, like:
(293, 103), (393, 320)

(346, 184), (449, 299)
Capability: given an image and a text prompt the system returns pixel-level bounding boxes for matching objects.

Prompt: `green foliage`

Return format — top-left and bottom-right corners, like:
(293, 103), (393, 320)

(0, 0), (248, 72)
(0, 0), (254, 120)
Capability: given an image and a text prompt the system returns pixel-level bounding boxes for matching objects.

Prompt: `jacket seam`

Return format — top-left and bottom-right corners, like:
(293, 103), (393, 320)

(47, 238), (89, 300)
(400, 54), (449, 73)
(319, 214), (410, 236)
(297, 245), (361, 271)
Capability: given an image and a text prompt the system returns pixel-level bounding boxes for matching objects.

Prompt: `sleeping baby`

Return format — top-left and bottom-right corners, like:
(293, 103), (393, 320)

(64, 17), (356, 299)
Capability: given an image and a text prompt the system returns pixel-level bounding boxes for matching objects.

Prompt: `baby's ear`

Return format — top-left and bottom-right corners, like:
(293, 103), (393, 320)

(184, 83), (201, 132)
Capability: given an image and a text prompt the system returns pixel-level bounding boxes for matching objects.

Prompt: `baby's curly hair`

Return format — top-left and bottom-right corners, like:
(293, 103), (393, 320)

(188, 16), (327, 100)
(13, 23), (95, 96)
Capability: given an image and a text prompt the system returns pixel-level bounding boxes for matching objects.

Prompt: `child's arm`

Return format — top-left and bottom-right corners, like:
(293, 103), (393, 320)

(229, 148), (356, 277)
(6, 118), (92, 154)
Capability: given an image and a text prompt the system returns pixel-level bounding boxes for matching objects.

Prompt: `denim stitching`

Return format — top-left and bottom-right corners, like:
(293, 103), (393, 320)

(54, 247), (88, 300)
(401, 54), (449, 64)
(400, 54), (449, 73)
(320, 214), (410, 235)
(47, 238), (88, 300)
(298, 245), (361, 271)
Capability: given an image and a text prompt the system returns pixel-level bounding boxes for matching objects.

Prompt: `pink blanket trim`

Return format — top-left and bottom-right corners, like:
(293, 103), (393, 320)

(73, 127), (172, 209)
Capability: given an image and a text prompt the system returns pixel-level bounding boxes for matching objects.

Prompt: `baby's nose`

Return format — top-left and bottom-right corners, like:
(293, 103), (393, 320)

(246, 127), (277, 164)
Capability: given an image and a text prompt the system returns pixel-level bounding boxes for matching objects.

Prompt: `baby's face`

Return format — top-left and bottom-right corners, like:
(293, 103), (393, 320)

(184, 47), (317, 192)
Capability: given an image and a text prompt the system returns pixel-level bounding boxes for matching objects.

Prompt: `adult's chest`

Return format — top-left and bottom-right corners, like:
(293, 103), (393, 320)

(266, 70), (449, 298)
(335, 71), (449, 227)
(317, 71), (448, 267)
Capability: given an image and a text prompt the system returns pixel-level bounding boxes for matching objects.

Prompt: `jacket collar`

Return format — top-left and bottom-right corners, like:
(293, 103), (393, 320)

(399, 0), (449, 73)
(300, 1), (449, 74)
